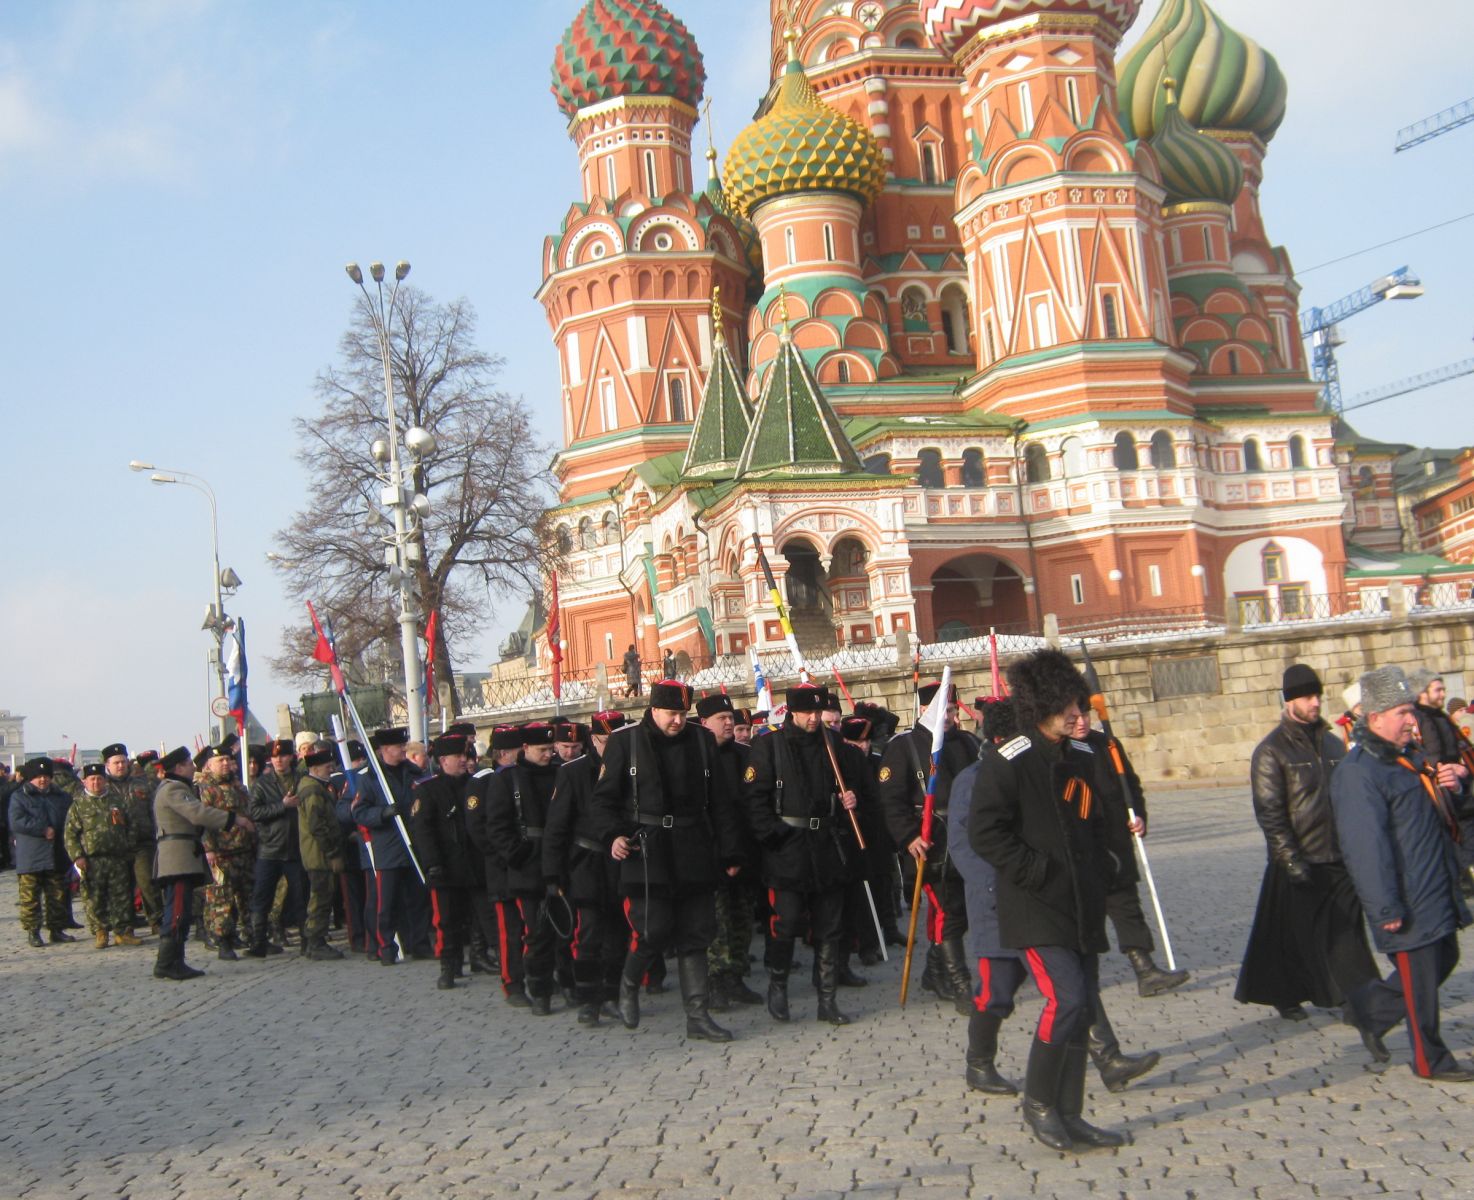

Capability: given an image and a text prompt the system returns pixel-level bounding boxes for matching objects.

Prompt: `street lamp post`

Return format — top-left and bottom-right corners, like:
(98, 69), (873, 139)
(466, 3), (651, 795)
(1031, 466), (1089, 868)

(346, 260), (435, 742)
(129, 460), (239, 738)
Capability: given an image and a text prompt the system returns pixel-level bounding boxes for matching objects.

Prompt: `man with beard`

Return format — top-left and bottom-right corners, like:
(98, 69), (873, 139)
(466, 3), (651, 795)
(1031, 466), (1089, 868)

(1334, 665), (1474, 1081)
(543, 711), (629, 1025)
(408, 733), (480, 990)
(745, 684), (868, 1026)
(476, 722), (562, 1013)
(591, 680), (745, 1041)
(969, 651), (1127, 1153)
(101, 742), (161, 934)
(1235, 664), (1380, 1026)
(879, 681), (980, 1011)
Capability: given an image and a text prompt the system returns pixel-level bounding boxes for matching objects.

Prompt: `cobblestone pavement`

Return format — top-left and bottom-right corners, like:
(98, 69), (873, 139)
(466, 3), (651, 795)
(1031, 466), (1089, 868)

(0, 785), (1469, 1199)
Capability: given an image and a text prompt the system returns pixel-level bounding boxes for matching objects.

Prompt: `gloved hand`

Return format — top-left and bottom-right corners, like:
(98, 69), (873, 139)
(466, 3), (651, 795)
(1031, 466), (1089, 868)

(1281, 857), (1313, 887)
(381, 805), (400, 818)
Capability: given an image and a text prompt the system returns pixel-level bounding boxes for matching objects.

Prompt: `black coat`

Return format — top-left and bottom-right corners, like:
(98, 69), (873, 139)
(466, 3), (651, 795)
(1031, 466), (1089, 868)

(408, 770), (479, 888)
(877, 725), (981, 855)
(589, 714), (743, 893)
(542, 750), (619, 905)
(1250, 715), (1346, 868)
(968, 732), (1114, 954)
(351, 758), (419, 871)
(1082, 729), (1146, 887)
(474, 757), (558, 897)
(249, 771), (301, 862)
(712, 737), (756, 869)
(744, 722), (866, 892)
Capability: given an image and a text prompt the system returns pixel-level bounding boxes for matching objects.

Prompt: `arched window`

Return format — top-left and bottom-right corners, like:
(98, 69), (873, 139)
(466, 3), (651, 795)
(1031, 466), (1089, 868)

(823, 223), (836, 261)
(1113, 431), (1139, 471)
(864, 453), (892, 476)
(961, 448), (985, 487)
(601, 512), (619, 544)
(917, 448), (944, 489)
(1150, 430), (1175, 469)
(556, 524), (573, 554)
(643, 149), (658, 197)
(1289, 434), (1307, 469)
(1024, 443), (1050, 483)
(921, 143), (939, 184)
(668, 376), (686, 422)
(1244, 438), (1263, 473)
(785, 226), (796, 265)
(940, 285), (970, 355)
(836, 358), (850, 384)
(579, 517), (597, 550)
(1101, 293), (1120, 339)
(1060, 437), (1085, 478)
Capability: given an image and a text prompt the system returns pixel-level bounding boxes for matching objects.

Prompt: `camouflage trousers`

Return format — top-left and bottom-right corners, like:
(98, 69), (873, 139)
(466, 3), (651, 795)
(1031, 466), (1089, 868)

(132, 846), (161, 924)
(204, 854), (255, 941)
(304, 869), (335, 943)
(79, 856), (134, 934)
(707, 877), (760, 981)
(17, 871), (68, 933)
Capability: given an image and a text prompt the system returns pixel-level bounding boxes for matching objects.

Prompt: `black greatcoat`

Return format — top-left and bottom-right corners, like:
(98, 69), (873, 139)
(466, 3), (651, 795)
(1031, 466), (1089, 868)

(480, 758), (558, 897)
(968, 732), (1114, 953)
(542, 750), (618, 905)
(408, 772), (479, 889)
(463, 767), (502, 897)
(878, 726), (981, 864)
(1082, 728), (1145, 887)
(589, 715), (743, 893)
(744, 722), (867, 893)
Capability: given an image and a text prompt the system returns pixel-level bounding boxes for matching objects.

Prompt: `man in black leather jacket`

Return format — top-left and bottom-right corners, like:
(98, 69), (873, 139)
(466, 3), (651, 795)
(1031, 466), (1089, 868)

(1235, 663), (1380, 1024)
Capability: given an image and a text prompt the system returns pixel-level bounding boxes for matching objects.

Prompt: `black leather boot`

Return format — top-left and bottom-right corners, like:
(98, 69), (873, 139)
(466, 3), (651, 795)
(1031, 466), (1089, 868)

(1125, 947), (1188, 997)
(26, 930), (45, 948)
(965, 1009), (1017, 1095)
(1059, 1041), (1128, 1149)
(920, 943), (953, 1000)
(1088, 1005), (1160, 1093)
(815, 942), (852, 1026)
(618, 954), (646, 1029)
(436, 956), (458, 990)
(217, 933), (239, 962)
(766, 937), (794, 1022)
(836, 948), (867, 988)
(308, 937), (345, 962)
(154, 937), (178, 980)
(173, 940), (205, 980)
(1021, 1037), (1073, 1152)
(728, 974), (764, 1005)
(679, 952), (733, 1043)
(939, 937), (975, 1016)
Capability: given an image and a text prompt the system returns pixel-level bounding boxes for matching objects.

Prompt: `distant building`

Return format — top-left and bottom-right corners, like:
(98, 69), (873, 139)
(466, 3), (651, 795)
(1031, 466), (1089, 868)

(0, 710), (25, 764)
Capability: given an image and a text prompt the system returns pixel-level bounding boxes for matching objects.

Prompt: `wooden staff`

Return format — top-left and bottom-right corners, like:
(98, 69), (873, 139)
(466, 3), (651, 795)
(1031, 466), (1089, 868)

(821, 726), (887, 961)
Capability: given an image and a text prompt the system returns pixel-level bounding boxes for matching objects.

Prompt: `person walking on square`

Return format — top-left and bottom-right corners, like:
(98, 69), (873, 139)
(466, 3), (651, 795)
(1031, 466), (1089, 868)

(63, 763), (140, 949)
(1235, 664), (1380, 1023)
(1334, 666), (1474, 1082)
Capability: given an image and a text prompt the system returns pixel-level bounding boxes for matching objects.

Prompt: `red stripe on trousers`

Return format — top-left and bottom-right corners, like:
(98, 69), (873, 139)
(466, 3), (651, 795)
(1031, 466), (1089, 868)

(1397, 951), (1431, 1077)
(372, 872), (386, 953)
(974, 957), (991, 1013)
(922, 884), (943, 944)
(571, 910), (583, 961)
(623, 897), (640, 954)
(768, 888), (780, 940)
(516, 898), (532, 959)
(429, 889), (445, 958)
(1024, 948), (1059, 1044)
(171, 884), (187, 933)
(495, 902), (513, 989)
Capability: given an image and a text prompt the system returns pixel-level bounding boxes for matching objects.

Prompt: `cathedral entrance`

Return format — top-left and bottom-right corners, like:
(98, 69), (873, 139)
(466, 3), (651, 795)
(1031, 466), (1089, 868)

(928, 553), (1030, 640)
(781, 539), (838, 656)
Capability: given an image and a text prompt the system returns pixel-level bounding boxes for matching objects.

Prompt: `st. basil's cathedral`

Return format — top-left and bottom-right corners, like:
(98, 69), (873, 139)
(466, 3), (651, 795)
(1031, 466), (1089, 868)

(535, 0), (1434, 680)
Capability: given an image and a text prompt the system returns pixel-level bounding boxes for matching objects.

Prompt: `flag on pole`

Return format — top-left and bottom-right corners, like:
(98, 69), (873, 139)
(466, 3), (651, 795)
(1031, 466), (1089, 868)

(224, 618), (248, 733)
(988, 627), (1006, 698)
(307, 601), (346, 693)
(548, 573), (563, 702)
(751, 532), (808, 681)
(749, 646), (773, 713)
(422, 609), (438, 709)
(916, 665), (952, 843)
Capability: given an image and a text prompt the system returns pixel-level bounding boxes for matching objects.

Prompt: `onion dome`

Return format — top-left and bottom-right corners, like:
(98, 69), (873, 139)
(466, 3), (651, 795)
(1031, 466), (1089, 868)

(723, 35), (886, 220)
(551, 0), (705, 119)
(921, 0), (1142, 60)
(704, 149), (764, 275)
(1151, 81), (1243, 207)
(1117, 0), (1287, 143)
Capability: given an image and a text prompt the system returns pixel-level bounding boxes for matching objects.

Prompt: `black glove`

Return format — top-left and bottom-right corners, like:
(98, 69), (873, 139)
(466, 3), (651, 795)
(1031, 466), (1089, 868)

(425, 866), (445, 886)
(381, 805), (400, 818)
(1281, 857), (1313, 887)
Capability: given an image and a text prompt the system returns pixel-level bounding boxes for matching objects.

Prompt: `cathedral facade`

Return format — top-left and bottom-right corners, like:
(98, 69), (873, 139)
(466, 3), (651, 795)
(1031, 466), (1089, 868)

(538, 0), (1355, 677)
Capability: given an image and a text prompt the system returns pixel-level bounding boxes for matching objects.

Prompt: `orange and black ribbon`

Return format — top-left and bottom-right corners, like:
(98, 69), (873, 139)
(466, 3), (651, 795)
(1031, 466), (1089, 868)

(1063, 776), (1093, 821)
(1397, 756), (1462, 844)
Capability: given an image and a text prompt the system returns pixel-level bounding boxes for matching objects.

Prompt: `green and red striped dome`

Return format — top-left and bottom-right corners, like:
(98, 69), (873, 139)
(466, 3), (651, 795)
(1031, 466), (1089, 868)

(552, 0), (706, 118)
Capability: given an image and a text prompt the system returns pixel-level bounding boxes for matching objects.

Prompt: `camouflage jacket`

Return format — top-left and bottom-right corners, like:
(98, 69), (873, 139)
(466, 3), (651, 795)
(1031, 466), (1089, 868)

(63, 790), (134, 860)
(109, 772), (157, 849)
(199, 778), (257, 857)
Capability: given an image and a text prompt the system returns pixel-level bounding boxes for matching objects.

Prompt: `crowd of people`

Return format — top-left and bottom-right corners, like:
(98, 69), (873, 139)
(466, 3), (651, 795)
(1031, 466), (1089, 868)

(3, 648), (1471, 1153)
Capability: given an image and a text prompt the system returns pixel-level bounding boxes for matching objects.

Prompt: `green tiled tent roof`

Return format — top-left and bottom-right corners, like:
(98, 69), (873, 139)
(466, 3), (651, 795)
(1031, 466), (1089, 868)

(736, 334), (864, 480)
(682, 335), (751, 481)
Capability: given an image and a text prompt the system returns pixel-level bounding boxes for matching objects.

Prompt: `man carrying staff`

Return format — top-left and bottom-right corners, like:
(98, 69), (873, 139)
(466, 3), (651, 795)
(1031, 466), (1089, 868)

(590, 680), (744, 1042)
(352, 726), (430, 965)
(744, 684), (868, 1027)
(969, 650), (1127, 1153)
(1235, 664), (1380, 1025)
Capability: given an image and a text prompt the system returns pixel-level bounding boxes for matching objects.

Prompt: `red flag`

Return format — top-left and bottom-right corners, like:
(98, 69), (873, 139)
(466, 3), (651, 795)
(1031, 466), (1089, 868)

(548, 573), (563, 701)
(423, 610), (439, 708)
(988, 627), (1007, 698)
(307, 601), (346, 693)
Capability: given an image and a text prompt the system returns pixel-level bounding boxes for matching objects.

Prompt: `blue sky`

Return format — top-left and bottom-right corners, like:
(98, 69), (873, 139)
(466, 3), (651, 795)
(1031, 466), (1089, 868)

(2, 0), (1471, 753)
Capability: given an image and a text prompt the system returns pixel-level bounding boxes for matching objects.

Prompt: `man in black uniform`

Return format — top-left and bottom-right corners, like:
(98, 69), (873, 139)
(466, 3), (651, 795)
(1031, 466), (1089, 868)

(1070, 709), (1189, 997)
(879, 681), (979, 1012)
(543, 711), (629, 1026)
(476, 721), (562, 1013)
(408, 733), (479, 991)
(851, 701), (904, 948)
(970, 649), (1127, 1153)
(745, 684), (868, 1026)
(353, 726), (431, 965)
(590, 680), (744, 1042)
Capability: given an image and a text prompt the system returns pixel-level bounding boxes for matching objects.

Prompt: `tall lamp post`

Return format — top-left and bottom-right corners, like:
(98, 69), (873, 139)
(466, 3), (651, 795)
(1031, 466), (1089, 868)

(346, 260), (435, 742)
(129, 460), (241, 738)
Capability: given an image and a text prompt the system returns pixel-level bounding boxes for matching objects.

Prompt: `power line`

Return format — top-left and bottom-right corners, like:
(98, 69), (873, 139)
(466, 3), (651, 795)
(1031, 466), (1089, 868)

(1296, 210), (1474, 276)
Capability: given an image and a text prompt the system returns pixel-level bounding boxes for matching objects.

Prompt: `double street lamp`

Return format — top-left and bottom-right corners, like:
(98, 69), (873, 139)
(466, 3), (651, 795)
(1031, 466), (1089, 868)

(346, 259), (435, 742)
(129, 460), (241, 738)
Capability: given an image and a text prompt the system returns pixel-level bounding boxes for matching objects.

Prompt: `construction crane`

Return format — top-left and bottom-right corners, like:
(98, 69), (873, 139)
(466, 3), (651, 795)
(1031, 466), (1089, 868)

(1396, 97), (1474, 152)
(1342, 358), (1474, 414)
(1299, 266), (1424, 411)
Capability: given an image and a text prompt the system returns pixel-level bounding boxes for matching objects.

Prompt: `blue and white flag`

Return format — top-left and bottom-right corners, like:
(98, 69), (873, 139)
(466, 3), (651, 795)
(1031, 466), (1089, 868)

(224, 618), (248, 733)
(749, 646), (774, 715)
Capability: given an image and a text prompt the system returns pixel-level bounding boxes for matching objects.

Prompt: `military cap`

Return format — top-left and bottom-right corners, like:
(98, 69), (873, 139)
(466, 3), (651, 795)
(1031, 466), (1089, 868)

(371, 726), (410, 748)
(101, 742), (128, 760)
(429, 732), (469, 758)
(785, 684), (829, 713)
(732, 708), (752, 727)
(135, 749), (159, 766)
(191, 746), (214, 770)
(490, 725), (522, 751)
(751, 710), (769, 726)
(649, 680), (692, 711)
(80, 762), (106, 779)
(18, 757), (54, 781)
(1405, 666), (1441, 698)
(159, 746), (192, 773)
(447, 722), (477, 738)
(821, 691), (843, 713)
(519, 722), (557, 746)
(591, 711), (627, 735)
(267, 738), (297, 757)
(303, 748), (335, 768)
(917, 681), (959, 707)
(1359, 666), (1416, 714)
(552, 721), (580, 742)
(839, 716), (872, 742)
(695, 694), (735, 720)
(346, 739), (367, 761)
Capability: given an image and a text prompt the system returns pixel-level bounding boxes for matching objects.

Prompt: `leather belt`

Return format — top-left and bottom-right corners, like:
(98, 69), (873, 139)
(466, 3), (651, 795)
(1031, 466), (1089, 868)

(780, 815), (834, 830)
(626, 810), (697, 828)
(574, 836), (604, 853)
(523, 827), (545, 839)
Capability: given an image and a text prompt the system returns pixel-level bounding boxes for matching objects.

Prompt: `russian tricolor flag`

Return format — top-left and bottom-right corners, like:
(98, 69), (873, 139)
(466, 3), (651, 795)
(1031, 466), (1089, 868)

(224, 618), (248, 733)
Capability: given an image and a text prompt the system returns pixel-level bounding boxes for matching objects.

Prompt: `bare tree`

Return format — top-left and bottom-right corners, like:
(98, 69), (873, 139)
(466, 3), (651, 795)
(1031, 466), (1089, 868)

(271, 286), (557, 712)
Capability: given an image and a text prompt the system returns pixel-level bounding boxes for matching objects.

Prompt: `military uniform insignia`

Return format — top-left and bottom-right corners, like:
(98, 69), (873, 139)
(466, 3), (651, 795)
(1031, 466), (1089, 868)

(998, 736), (1030, 760)
(878, 766), (892, 782)
(467, 795), (479, 811)
(1069, 738), (1093, 754)
(743, 765), (757, 783)
(410, 798), (421, 817)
